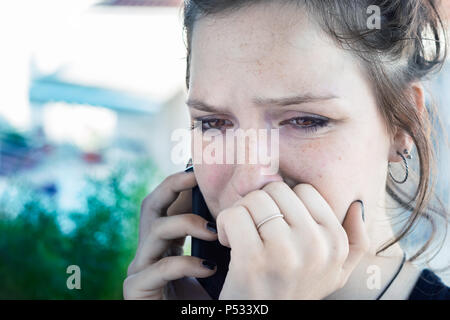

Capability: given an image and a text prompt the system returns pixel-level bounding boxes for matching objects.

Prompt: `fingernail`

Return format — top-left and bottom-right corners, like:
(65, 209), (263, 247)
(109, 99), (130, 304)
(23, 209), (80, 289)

(356, 200), (365, 222)
(202, 260), (217, 270)
(206, 221), (217, 233)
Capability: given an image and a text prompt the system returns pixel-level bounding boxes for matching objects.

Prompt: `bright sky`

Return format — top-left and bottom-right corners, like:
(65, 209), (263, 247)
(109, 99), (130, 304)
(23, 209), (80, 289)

(0, 1), (187, 129)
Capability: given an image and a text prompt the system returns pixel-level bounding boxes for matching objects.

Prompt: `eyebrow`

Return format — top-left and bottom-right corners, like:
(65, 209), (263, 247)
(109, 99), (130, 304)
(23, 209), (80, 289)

(185, 93), (338, 112)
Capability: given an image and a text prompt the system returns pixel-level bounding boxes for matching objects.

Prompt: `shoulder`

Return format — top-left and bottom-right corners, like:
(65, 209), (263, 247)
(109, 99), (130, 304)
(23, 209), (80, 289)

(408, 268), (450, 300)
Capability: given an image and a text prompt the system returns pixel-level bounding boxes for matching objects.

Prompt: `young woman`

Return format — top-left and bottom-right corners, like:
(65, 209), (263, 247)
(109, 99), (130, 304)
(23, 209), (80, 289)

(123, 0), (450, 299)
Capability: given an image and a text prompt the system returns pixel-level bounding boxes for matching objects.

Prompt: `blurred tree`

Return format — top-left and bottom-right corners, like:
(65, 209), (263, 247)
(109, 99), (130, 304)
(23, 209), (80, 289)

(0, 159), (161, 299)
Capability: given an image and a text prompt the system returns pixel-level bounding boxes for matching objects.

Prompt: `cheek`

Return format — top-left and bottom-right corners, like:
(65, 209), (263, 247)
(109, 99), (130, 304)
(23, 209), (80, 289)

(195, 163), (227, 191)
(194, 163), (232, 213)
(279, 134), (380, 223)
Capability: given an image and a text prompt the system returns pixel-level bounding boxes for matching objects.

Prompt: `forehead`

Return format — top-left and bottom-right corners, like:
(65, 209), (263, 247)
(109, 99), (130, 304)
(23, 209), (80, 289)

(188, 2), (364, 102)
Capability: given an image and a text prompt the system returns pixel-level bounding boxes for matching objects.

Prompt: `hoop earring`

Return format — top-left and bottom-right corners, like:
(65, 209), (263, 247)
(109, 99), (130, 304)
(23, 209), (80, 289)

(388, 151), (409, 184)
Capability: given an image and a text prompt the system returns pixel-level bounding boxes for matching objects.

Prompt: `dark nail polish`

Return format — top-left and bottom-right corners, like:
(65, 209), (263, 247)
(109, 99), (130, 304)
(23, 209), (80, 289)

(356, 200), (365, 222)
(202, 260), (216, 270)
(206, 221), (217, 233)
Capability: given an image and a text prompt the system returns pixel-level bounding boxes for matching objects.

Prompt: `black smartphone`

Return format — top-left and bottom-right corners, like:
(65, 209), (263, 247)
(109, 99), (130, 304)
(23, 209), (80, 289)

(185, 166), (230, 300)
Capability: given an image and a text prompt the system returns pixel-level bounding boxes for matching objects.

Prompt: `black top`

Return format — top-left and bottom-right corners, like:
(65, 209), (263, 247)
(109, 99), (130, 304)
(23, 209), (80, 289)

(408, 269), (450, 300)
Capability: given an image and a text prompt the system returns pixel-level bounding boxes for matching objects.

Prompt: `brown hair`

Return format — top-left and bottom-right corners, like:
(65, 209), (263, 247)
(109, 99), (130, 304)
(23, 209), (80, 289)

(181, 0), (449, 265)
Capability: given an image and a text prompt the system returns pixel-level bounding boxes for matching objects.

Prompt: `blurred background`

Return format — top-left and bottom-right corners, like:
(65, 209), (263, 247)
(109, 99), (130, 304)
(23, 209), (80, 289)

(0, 0), (190, 299)
(0, 0), (448, 299)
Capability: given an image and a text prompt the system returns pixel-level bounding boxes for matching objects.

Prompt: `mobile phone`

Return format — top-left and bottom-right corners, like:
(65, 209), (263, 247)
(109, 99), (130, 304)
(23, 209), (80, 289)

(185, 166), (230, 300)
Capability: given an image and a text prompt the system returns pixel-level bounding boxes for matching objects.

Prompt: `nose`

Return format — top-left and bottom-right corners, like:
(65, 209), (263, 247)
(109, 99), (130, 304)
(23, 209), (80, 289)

(230, 163), (283, 197)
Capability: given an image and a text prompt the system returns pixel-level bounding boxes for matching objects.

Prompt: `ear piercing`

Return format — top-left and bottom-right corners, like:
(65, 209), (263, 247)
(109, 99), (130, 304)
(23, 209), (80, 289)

(403, 149), (412, 160)
(388, 150), (409, 184)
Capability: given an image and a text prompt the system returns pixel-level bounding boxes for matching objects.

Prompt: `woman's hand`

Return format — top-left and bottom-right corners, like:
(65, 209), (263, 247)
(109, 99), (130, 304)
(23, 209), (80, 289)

(123, 170), (218, 300)
(216, 182), (369, 300)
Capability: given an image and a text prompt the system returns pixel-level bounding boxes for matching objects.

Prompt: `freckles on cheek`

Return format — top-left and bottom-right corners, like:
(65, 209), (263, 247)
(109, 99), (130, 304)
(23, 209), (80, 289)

(195, 164), (230, 199)
(316, 154), (357, 196)
(280, 139), (334, 181)
(281, 139), (359, 221)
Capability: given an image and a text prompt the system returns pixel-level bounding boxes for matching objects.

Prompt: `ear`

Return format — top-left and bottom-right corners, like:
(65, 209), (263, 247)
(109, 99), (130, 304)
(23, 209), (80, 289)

(388, 82), (425, 162)
(411, 82), (426, 117)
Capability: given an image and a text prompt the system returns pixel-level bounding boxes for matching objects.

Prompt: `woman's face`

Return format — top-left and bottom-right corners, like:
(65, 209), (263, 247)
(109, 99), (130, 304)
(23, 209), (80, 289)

(187, 2), (392, 224)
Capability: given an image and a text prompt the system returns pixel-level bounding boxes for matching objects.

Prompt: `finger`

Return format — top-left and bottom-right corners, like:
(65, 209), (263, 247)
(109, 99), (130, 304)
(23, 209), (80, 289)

(262, 181), (317, 230)
(145, 171), (197, 215)
(234, 190), (290, 243)
(216, 205), (263, 252)
(124, 256), (217, 299)
(132, 214), (218, 273)
(167, 189), (192, 217)
(167, 166), (194, 216)
(292, 184), (341, 231)
(139, 171), (197, 242)
(341, 200), (370, 278)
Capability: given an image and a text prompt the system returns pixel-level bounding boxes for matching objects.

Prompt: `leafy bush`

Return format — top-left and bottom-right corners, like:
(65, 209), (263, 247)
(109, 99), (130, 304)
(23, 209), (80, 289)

(0, 159), (162, 299)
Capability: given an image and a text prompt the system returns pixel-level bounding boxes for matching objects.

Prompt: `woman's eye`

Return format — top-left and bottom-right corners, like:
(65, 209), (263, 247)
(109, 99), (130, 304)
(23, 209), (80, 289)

(190, 116), (328, 133)
(191, 118), (234, 132)
(280, 117), (329, 133)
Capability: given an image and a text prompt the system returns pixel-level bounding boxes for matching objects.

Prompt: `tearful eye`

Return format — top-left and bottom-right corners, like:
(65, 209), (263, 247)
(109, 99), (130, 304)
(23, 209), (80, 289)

(290, 118), (316, 126)
(279, 116), (329, 134)
(205, 119), (230, 129)
(191, 118), (234, 132)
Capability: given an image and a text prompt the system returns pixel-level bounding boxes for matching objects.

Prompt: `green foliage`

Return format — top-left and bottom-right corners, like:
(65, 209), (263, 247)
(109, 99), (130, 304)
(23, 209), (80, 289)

(0, 159), (162, 299)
